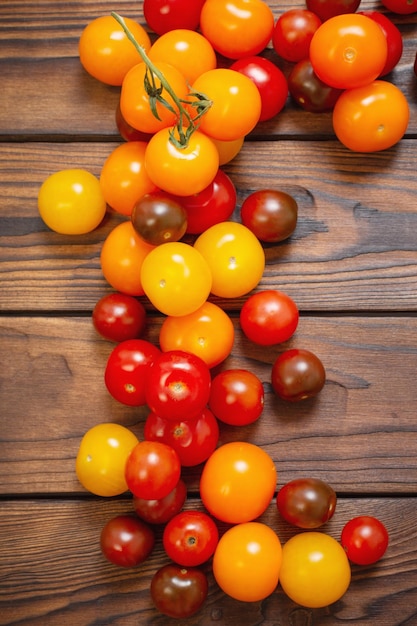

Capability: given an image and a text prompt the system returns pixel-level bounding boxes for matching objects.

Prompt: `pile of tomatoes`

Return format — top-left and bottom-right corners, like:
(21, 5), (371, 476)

(35, 0), (406, 618)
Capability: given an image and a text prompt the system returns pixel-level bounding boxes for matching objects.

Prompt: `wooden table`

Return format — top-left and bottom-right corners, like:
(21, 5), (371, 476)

(1, 1), (417, 624)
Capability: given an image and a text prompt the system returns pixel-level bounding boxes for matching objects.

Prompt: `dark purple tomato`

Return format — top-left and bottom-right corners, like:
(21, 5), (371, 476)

(131, 192), (187, 245)
(272, 9), (322, 63)
(240, 189), (298, 242)
(358, 11), (403, 76)
(288, 59), (343, 113)
(100, 514), (155, 567)
(271, 348), (326, 401)
(133, 479), (187, 525)
(150, 563), (208, 618)
(277, 478), (337, 529)
(306, 0), (361, 21)
(93, 293), (147, 342)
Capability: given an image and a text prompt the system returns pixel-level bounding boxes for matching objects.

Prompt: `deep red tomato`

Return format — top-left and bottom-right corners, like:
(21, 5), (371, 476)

(163, 510), (219, 567)
(306, 0), (361, 21)
(240, 189), (298, 242)
(271, 348), (326, 402)
(380, 0), (417, 14)
(100, 514), (155, 567)
(341, 516), (389, 565)
(104, 339), (161, 406)
(208, 369), (264, 426)
(277, 478), (337, 529)
(144, 407), (219, 467)
(145, 350), (211, 421)
(143, 0), (206, 35)
(358, 11), (403, 76)
(288, 59), (343, 113)
(92, 293), (146, 342)
(230, 56), (288, 122)
(125, 440), (181, 500)
(240, 290), (299, 346)
(272, 9), (322, 63)
(150, 564), (208, 618)
(133, 479), (187, 525)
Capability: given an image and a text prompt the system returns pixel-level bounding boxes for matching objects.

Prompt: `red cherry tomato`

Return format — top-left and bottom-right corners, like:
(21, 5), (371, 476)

(125, 440), (181, 500)
(133, 479), (187, 525)
(272, 9), (322, 63)
(358, 11), (403, 76)
(143, 0), (206, 35)
(380, 0), (417, 14)
(163, 510), (219, 567)
(271, 348), (326, 402)
(209, 369), (264, 426)
(306, 0), (361, 21)
(100, 515), (155, 567)
(240, 290), (299, 346)
(92, 293), (146, 342)
(341, 516), (389, 565)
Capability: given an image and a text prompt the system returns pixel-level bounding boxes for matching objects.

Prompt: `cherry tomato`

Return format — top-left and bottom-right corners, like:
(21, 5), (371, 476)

(209, 369), (264, 426)
(277, 478), (337, 529)
(79, 15), (151, 86)
(115, 102), (153, 143)
(210, 136), (245, 165)
(92, 293), (146, 342)
(99, 141), (157, 217)
(145, 350), (212, 421)
(144, 407), (219, 467)
(240, 290), (299, 346)
(143, 0), (206, 35)
(150, 564), (208, 618)
(272, 9), (322, 63)
(75, 423), (139, 497)
(271, 348), (326, 402)
(104, 339), (161, 406)
(159, 301), (235, 369)
(213, 522), (282, 602)
(310, 14), (388, 90)
(230, 56), (288, 122)
(306, 0), (361, 21)
(140, 242), (212, 316)
(279, 532), (351, 608)
(380, 0), (417, 14)
(194, 222), (265, 298)
(288, 58), (343, 113)
(38, 169), (106, 235)
(240, 189), (298, 242)
(131, 192), (187, 245)
(163, 511), (219, 566)
(133, 479), (187, 525)
(333, 80), (409, 152)
(200, 0), (274, 59)
(341, 515), (389, 565)
(125, 440), (181, 500)
(100, 515), (155, 567)
(358, 11), (403, 76)
(200, 441), (277, 524)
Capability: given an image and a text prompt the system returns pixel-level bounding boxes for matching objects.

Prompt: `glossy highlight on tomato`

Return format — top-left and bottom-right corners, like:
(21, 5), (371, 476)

(100, 514), (155, 567)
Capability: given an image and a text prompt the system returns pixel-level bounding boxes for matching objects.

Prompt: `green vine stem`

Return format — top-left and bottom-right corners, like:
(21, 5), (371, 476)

(111, 12), (212, 148)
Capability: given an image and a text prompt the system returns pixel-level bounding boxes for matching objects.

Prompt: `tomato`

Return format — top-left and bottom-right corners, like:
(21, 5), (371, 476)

(92, 293), (146, 342)
(194, 222), (265, 298)
(100, 515), (155, 567)
(210, 136), (245, 165)
(277, 478), (337, 529)
(115, 102), (153, 143)
(150, 564), (208, 618)
(140, 242), (212, 316)
(75, 423), (139, 497)
(332, 80), (409, 152)
(209, 369), (264, 426)
(341, 515), (389, 565)
(213, 522), (282, 602)
(288, 58), (343, 113)
(240, 290), (299, 346)
(79, 15), (151, 86)
(159, 301), (235, 369)
(200, 0), (274, 59)
(104, 339), (161, 406)
(125, 440), (181, 500)
(306, 0), (361, 21)
(144, 127), (219, 196)
(100, 221), (155, 296)
(38, 169), (106, 235)
(191, 69), (262, 141)
(240, 189), (298, 242)
(133, 479), (187, 524)
(144, 407), (219, 467)
(309, 14), (388, 90)
(230, 56), (288, 122)
(145, 350), (211, 421)
(148, 29), (217, 84)
(143, 0), (206, 35)
(380, 0), (417, 14)
(199, 441), (277, 524)
(279, 532), (351, 608)
(100, 141), (157, 217)
(272, 9), (322, 63)
(131, 192), (187, 245)
(163, 511), (219, 566)
(271, 348), (326, 402)
(358, 11), (403, 76)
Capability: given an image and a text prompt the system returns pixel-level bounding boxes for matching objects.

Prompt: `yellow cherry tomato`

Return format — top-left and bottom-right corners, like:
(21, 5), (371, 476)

(210, 136), (245, 165)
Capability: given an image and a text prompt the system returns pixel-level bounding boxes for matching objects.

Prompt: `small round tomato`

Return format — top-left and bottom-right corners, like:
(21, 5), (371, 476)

(200, 441), (277, 524)
(143, 0), (206, 35)
(131, 192), (187, 245)
(288, 59), (343, 113)
(194, 222), (265, 298)
(240, 290), (299, 346)
(333, 80), (409, 152)
(210, 136), (244, 166)
(140, 242), (212, 316)
(125, 440), (181, 500)
(100, 515), (155, 567)
(209, 369), (264, 426)
(358, 11), (403, 76)
(341, 516), (389, 565)
(79, 15), (151, 86)
(133, 479), (187, 524)
(213, 522), (282, 602)
(272, 9), (322, 63)
(75, 423), (139, 497)
(150, 564), (208, 619)
(277, 478), (337, 529)
(279, 532), (351, 608)
(104, 339), (161, 406)
(159, 301), (235, 369)
(38, 169), (106, 235)
(163, 510), (219, 566)
(241, 188), (298, 242)
(92, 293), (146, 342)
(306, 0), (361, 21)
(380, 0), (417, 14)
(271, 348), (326, 402)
